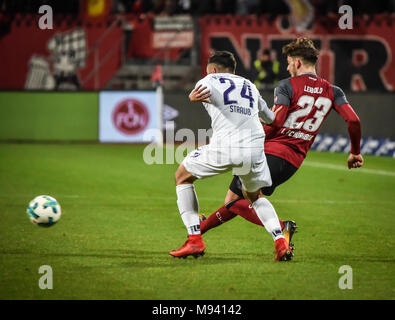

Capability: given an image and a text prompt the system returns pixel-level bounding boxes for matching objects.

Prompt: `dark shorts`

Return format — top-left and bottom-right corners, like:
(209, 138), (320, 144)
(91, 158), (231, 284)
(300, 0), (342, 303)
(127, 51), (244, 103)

(229, 154), (298, 197)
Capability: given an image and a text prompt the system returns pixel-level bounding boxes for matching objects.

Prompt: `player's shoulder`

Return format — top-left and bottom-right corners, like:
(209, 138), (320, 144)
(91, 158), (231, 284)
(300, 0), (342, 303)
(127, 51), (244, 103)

(275, 77), (293, 96)
(331, 84), (346, 97)
(330, 84), (348, 105)
(237, 74), (258, 89)
(197, 73), (213, 83)
(273, 77), (293, 105)
(198, 73), (229, 86)
(277, 77), (293, 89)
(196, 74), (216, 88)
(278, 76), (292, 85)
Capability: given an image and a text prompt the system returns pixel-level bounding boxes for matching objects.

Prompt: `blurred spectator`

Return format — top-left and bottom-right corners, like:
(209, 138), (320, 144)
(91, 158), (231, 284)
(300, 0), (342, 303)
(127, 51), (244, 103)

(341, 0), (395, 15)
(0, 0), (80, 14)
(191, 0), (214, 16)
(113, 0), (168, 14)
(178, 0), (192, 13)
(260, 0), (290, 17)
(236, 0), (260, 15)
(131, 0), (154, 14)
(111, 0), (127, 13)
(312, 0), (342, 17)
(1, 0), (393, 16)
(253, 49), (279, 90)
(214, 0), (237, 14)
(284, 0), (314, 32)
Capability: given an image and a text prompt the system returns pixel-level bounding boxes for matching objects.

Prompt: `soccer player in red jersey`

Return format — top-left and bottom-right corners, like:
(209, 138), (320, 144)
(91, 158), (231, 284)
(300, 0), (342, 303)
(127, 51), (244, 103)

(198, 38), (364, 253)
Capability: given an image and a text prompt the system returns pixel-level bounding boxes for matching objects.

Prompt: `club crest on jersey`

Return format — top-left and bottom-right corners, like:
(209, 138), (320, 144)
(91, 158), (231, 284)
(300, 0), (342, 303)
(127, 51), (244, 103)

(304, 85), (323, 94)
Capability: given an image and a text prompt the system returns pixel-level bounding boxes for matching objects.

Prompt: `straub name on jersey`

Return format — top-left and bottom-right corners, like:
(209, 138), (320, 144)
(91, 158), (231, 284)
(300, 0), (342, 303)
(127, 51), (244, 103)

(229, 105), (252, 116)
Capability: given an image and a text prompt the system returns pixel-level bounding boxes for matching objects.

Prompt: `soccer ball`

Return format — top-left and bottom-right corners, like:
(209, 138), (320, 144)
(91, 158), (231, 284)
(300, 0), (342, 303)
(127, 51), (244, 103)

(26, 195), (62, 227)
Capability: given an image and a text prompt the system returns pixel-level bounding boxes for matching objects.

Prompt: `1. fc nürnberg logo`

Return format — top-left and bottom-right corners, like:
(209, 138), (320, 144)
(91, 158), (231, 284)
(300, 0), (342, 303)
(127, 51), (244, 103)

(112, 98), (150, 135)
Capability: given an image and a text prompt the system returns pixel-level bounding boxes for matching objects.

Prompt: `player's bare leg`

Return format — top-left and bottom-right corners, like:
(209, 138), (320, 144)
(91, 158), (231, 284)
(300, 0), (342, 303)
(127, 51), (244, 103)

(224, 189), (241, 204)
(170, 164), (206, 258)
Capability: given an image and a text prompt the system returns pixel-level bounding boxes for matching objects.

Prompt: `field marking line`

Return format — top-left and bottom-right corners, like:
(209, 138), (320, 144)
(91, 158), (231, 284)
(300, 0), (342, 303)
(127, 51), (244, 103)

(0, 194), (392, 205)
(303, 161), (395, 177)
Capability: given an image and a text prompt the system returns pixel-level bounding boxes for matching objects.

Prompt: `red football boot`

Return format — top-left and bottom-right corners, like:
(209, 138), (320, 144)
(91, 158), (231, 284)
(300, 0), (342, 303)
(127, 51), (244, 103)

(274, 237), (294, 261)
(169, 234), (206, 259)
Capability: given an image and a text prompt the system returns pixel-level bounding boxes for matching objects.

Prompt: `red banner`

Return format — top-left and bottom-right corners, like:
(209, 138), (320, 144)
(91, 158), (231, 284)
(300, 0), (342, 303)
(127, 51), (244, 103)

(0, 15), (123, 90)
(0, 14), (193, 90)
(1, 14), (394, 91)
(199, 15), (395, 91)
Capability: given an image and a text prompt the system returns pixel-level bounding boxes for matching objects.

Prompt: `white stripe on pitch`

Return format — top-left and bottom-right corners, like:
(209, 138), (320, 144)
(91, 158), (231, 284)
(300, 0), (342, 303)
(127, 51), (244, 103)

(303, 161), (395, 177)
(3, 194), (392, 205)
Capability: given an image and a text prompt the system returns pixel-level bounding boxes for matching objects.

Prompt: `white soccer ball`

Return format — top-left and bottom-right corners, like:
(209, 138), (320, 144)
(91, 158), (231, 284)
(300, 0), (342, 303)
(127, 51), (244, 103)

(26, 195), (62, 227)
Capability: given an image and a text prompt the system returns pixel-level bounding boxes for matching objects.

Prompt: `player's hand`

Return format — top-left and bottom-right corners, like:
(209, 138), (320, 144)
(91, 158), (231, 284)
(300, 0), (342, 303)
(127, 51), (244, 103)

(347, 153), (364, 169)
(189, 84), (211, 103)
(264, 105), (283, 125)
(260, 106), (283, 125)
(272, 105), (283, 118)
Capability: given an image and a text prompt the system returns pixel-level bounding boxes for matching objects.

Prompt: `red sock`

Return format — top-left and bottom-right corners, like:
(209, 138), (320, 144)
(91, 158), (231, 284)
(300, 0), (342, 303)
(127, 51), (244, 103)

(229, 199), (285, 230)
(200, 205), (237, 234)
(229, 199), (263, 226)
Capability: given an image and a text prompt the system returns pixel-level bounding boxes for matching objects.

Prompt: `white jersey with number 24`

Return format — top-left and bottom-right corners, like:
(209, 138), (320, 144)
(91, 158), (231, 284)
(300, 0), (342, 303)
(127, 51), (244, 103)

(195, 73), (274, 148)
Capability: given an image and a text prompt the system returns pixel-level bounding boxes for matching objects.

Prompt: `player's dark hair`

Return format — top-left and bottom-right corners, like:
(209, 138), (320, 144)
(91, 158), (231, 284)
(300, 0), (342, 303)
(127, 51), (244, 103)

(282, 38), (319, 65)
(208, 51), (237, 72)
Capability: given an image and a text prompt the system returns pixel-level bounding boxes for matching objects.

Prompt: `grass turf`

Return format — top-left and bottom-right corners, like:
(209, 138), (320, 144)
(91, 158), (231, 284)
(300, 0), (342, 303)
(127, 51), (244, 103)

(0, 143), (394, 300)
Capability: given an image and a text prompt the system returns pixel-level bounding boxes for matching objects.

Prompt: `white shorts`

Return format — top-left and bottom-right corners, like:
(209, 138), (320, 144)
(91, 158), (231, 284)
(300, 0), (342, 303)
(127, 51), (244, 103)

(182, 144), (272, 192)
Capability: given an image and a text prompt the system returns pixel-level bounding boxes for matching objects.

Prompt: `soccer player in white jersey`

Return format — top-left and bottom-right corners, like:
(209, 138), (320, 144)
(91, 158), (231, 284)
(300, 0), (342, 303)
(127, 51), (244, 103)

(170, 51), (293, 261)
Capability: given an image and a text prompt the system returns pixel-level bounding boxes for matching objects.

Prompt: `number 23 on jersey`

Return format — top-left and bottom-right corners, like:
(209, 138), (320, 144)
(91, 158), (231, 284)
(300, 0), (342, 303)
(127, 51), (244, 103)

(283, 95), (332, 132)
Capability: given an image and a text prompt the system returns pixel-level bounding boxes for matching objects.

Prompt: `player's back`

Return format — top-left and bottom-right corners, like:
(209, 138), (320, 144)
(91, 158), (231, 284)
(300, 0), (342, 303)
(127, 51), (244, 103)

(265, 73), (345, 167)
(196, 73), (267, 147)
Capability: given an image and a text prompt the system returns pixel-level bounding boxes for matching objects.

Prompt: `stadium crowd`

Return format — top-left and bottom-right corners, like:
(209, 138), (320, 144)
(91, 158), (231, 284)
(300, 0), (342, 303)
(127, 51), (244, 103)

(0, 0), (394, 16)
(110, 0), (395, 16)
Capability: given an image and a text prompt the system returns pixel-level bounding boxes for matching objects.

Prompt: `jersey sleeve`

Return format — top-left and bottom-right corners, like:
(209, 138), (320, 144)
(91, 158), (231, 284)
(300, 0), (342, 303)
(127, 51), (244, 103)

(273, 78), (293, 107)
(332, 85), (348, 106)
(192, 76), (215, 105)
(252, 81), (274, 124)
(332, 85), (361, 155)
(258, 95), (275, 124)
(266, 79), (292, 128)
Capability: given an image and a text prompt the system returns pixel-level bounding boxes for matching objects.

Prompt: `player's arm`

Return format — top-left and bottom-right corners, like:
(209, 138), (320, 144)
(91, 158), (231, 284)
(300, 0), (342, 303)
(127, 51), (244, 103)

(262, 79), (292, 136)
(255, 80), (285, 125)
(258, 96), (275, 124)
(332, 86), (364, 169)
(259, 105), (284, 125)
(189, 83), (211, 104)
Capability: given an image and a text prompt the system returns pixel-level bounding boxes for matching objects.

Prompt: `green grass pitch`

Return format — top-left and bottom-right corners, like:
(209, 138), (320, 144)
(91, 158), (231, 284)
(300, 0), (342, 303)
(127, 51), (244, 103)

(0, 143), (394, 300)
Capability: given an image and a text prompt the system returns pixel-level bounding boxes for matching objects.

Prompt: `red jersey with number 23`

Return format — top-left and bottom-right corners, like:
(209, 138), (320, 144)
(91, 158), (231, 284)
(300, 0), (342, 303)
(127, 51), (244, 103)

(264, 73), (352, 168)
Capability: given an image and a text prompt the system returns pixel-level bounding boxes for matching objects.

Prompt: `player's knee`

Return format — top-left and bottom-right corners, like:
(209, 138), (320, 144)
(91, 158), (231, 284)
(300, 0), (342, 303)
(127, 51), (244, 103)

(243, 189), (260, 204)
(224, 190), (241, 205)
(174, 164), (195, 185)
(174, 167), (184, 185)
